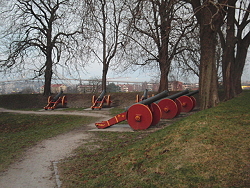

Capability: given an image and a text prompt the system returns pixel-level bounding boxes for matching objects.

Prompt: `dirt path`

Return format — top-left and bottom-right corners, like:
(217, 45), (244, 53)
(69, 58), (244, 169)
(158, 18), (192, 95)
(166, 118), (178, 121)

(0, 108), (115, 188)
(0, 108), (110, 118)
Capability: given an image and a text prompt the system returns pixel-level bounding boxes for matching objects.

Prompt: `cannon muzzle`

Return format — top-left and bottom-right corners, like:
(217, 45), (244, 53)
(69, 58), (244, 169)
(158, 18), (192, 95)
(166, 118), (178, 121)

(125, 90), (169, 111)
(52, 90), (63, 102)
(141, 89), (148, 100)
(140, 90), (169, 105)
(97, 90), (106, 101)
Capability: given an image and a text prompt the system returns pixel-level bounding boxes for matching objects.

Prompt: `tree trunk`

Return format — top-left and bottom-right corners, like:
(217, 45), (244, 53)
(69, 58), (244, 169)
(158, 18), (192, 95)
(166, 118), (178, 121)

(44, 22), (53, 96)
(158, 61), (170, 92)
(221, 0), (236, 100)
(101, 0), (107, 93)
(44, 56), (53, 96)
(199, 25), (220, 109)
(234, 41), (249, 94)
(157, 2), (171, 93)
(191, 0), (222, 110)
(102, 63), (108, 92)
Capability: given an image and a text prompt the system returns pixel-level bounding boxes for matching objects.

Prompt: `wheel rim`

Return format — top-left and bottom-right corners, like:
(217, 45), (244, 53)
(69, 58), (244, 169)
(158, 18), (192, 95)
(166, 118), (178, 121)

(127, 104), (153, 130)
(149, 103), (162, 126)
(158, 99), (178, 119)
(178, 96), (194, 112)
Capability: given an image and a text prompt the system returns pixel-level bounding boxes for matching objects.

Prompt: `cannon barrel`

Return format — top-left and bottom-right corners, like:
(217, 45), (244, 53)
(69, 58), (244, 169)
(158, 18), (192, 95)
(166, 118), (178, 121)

(52, 90), (63, 102)
(97, 90), (106, 101)
(185, 90), (199, 97)
(141, 89), (148, 100)
(125, 90), (169, 111)
(166, 89), (189, 100)
(140, 90), (169, 105)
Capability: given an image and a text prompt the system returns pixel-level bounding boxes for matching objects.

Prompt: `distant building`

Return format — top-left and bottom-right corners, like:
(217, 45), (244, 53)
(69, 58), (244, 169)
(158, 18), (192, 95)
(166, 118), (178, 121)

(183, 82), (199, 90)
(168, 81), (183, 91)
(118, 84), (129, 92)
(40, 84), (67, 94)
(146, 83), (159, 91)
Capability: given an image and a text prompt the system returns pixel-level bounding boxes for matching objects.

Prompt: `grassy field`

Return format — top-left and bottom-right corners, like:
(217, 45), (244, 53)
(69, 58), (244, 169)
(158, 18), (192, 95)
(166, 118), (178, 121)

(0, 113), (97, 172)
(58, 91), (250, 187)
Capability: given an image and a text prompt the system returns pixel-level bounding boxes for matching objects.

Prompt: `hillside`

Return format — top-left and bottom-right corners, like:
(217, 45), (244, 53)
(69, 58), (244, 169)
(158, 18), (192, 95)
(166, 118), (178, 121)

(58, 91), (250, 187)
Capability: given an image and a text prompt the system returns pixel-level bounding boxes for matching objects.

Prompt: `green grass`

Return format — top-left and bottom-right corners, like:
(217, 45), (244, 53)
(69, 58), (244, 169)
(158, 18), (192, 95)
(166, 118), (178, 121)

(0, 113), (98, 172)
(59, 91), (250, 187)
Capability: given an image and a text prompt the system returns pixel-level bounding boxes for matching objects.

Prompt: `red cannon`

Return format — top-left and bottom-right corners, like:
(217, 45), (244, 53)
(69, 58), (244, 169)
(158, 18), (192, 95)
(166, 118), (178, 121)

(135, 89), (154, 103)
(95, 90), (169, 130)
(44, 90), (67, 110)
(177, 90), (199, 113)
(158, 89), (198, 119)
(91, 90), (112, 110)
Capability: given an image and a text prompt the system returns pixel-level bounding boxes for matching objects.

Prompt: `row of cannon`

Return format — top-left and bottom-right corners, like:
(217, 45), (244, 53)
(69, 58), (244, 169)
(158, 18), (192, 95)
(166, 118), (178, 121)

(95, 89), (198, 130)
(44, 89), (111, 110)
(43, 89), (198, 130)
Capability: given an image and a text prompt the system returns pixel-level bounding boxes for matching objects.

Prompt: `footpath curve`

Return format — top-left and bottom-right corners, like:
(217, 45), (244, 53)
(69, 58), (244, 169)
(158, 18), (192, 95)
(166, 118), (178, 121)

(0, 108), (128, 188)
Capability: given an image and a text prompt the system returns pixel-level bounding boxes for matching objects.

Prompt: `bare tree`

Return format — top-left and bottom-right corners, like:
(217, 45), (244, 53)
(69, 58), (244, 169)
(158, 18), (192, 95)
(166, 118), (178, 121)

(0, 0), (88, 96)
(121, 0), (195, 92)
(85, 0), (126, 92)
(173, 21), (200, 79)
(88, 77), (102, 93)
(219, 0), (250, 100)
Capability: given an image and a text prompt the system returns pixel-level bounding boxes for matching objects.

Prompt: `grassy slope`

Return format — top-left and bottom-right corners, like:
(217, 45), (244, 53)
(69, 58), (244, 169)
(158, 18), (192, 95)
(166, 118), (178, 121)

(59, 91), (250, 187)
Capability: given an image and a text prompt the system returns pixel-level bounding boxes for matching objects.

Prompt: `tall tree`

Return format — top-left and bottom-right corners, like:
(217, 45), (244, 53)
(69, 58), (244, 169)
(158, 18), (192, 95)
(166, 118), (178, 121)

(219, 0), (237, 100)
(0, 0), (87, 96)
(219, 0), (250, 100)
(123, 0), (195, 92)
(189, 0), (227, 109)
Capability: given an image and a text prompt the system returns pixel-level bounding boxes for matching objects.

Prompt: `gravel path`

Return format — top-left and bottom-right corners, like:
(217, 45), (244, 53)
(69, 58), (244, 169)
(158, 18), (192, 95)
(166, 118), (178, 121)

(0, 108), (113, 188)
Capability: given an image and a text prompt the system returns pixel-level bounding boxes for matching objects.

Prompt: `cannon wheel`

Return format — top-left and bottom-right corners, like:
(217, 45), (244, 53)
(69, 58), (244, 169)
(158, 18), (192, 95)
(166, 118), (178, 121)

(158, 98), (179, 119)
(177, 96), (194, 113)
(127, 104), (153, 130)
(175, 98), (182, 116)
(190, 96), (196, 111)
(62, 96), (67, 107)
(135, 94), (139, 103)
(148, 103), (162, 126)
(47, 96), (52, 103)
(92, 95), (96, 105)
(107, 95), (111, 106)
